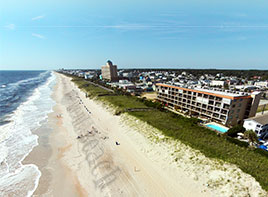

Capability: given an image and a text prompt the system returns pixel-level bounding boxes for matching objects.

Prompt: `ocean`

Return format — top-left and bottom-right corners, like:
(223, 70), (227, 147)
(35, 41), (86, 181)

(0, 71), (56, 196)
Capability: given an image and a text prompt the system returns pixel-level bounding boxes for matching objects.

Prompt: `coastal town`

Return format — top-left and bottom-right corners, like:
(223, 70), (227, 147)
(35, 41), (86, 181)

(59, 60), (268, 152)
(2, 0), (268, 196)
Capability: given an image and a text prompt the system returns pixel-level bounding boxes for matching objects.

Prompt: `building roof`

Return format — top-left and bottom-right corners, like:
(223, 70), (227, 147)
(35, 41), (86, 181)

(156, 83), (254, 100)
(246, 114), (268, 125)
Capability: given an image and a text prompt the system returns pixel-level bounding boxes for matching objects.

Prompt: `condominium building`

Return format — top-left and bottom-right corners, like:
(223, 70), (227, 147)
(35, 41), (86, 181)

(101, 60), (118, 82)
(156, 83), (261, 126)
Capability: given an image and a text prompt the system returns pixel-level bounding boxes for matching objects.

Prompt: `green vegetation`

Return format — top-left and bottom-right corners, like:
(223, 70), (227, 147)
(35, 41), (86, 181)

(72, 77), (110, 96)
(225, 125), (246, 137)
(101, 95), (148, 110)
(68, 75), (268, 192)
(244, 130), (259, 147)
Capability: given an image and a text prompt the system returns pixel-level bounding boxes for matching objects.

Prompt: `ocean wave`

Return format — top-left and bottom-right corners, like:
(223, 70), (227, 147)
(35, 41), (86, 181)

(0, 71), (56, 196)
(0, 71), (52, 125)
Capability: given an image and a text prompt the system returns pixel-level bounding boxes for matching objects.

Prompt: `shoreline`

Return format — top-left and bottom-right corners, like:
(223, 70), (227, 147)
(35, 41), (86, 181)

(23, 73), (85, 196)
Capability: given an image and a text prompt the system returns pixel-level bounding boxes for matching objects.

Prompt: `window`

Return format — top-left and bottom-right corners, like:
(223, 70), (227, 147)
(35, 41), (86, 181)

(229, 115), (233, 119)
(238, 103), (242, 107)
(237, 109), (240, 113)
(232, 104), (236, 107)
(231, 110), (234, 114)
(240, 99), (243, 102)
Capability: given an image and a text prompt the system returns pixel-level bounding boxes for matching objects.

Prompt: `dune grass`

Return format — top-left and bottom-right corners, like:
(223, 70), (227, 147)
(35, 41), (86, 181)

(101, 95), (148, 110)
(69, 75), (268, 191)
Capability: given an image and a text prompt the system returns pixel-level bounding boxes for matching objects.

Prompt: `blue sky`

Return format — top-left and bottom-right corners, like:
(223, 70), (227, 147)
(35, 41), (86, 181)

(1, 0), (268, 70)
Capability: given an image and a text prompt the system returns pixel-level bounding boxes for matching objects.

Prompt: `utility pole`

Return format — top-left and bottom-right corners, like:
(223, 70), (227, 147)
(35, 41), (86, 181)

(262, 104), (266, 115)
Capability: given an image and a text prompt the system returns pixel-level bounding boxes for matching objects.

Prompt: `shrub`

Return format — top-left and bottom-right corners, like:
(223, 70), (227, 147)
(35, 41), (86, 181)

(254, 148), (268, 158)
(226, 137), (248, 147)
(226, 125), (246, 137)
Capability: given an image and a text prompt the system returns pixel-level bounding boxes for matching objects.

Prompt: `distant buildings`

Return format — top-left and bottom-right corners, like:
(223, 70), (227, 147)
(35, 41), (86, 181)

(254, 81), (268, 88)
(84, 71), (95, 79)
(210, 80), (226, 87)
(101, 60), (118, 82)
(156, 83), (261, 126)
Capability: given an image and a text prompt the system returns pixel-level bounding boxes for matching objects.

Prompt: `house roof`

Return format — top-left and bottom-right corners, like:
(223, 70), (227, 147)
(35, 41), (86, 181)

(246, 114), (268, 125)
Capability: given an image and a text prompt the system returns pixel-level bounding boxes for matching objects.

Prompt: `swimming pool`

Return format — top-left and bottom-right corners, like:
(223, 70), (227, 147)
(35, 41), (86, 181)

(206, 124), (228, 133)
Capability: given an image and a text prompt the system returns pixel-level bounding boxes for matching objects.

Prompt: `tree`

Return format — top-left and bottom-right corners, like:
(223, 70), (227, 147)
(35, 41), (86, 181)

(244, 130), (258, 147)
(224, 83), (229, 90)
(226, 125), (245, 137)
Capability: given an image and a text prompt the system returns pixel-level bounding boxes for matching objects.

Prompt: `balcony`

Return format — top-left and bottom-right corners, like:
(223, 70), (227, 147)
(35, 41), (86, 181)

(207, 106), (213, 111)
(223, 104), (230, 109)
(215, 102), (221, 107)
(220, 115), (226, 120)
(213, 113), (219, 118)
(209, 95), (215, 100)
(214, 107), (221, 112)
(215, 97), (222, 101)
(208, 101), (214, 105)
(221, 109), (227, 114)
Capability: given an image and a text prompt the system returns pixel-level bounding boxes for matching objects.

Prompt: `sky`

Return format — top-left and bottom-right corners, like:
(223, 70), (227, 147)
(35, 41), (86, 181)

(1, 0), (268, 70)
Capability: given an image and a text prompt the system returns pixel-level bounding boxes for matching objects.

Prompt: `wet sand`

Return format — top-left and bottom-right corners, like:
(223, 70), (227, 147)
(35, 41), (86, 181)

(23, 77), (85, 196)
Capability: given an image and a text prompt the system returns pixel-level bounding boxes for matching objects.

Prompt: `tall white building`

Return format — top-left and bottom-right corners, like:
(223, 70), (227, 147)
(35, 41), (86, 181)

(101, 60), (118, 82)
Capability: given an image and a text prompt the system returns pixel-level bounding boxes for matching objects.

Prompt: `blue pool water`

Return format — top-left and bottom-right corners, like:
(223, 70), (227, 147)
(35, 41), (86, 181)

(206, 124), (228, 133)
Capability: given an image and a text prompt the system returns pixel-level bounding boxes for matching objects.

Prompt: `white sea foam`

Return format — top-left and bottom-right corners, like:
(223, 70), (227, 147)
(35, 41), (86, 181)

(0, 71), (56, 197)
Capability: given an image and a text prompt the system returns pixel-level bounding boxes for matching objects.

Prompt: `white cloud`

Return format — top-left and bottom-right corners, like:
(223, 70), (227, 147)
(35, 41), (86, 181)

(5, 24), (15, 30)
(32, 33), (45, 39)
(32, 15), (45, 21)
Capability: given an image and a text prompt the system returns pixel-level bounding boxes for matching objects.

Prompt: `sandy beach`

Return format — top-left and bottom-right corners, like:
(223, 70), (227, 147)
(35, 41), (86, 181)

(23, 72), (267, 197)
